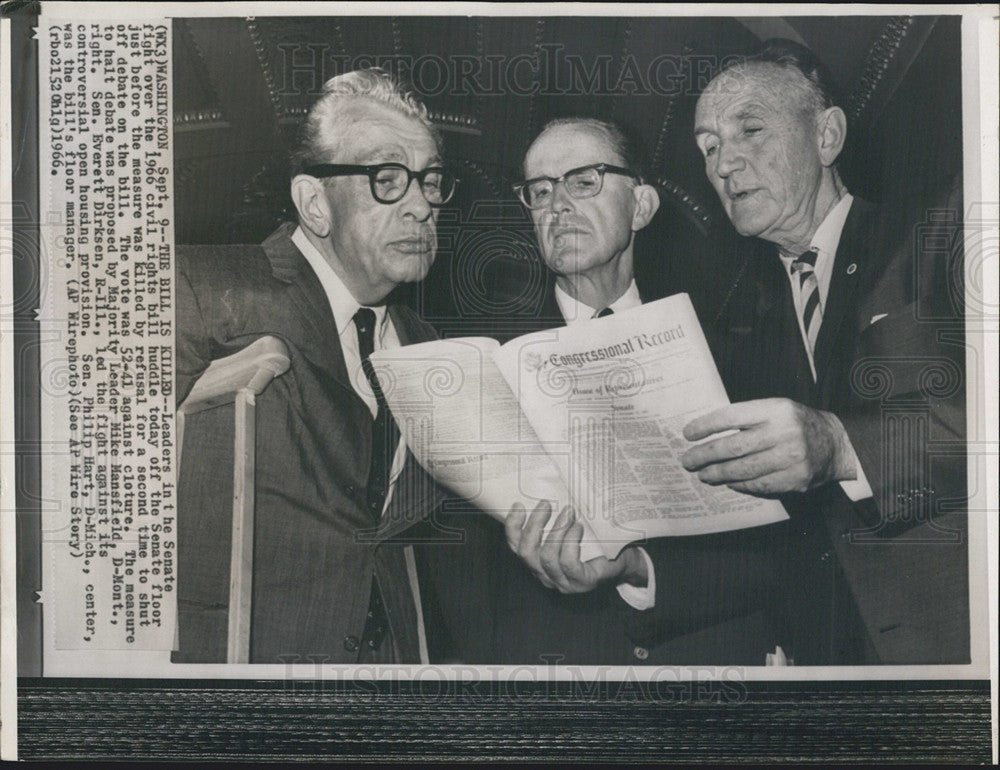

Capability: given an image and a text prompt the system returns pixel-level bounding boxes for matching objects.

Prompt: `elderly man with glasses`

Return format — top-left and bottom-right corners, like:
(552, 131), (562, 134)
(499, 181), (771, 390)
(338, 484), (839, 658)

(173, 68), (457, 664)
(496, 119), (661, 663)
(420, 117), (777, 665)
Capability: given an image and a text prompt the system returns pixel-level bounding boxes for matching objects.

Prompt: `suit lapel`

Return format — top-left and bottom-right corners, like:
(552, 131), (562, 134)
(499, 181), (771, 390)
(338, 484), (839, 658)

(723, 243), (813, 404)
(256, 226), (444, 541)
(261, 224), (355, 391)
(540, 276), (564, 326)
(764, 250), (815, 404)
(812, 201), (870, 385)
(387, 303), (425, 347)
(377, 304), (447, 542)
(537, 283), (567, 331)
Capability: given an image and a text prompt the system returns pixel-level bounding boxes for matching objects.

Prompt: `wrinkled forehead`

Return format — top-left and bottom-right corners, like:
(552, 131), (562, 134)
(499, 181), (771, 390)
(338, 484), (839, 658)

(696, 63), (797, 119)
(524, 123), (622, 177)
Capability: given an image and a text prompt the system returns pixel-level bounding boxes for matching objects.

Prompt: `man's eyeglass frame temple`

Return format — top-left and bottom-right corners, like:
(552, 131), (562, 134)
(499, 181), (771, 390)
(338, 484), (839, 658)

(512, 163), (640, 208)
(300, 162), (459, 206)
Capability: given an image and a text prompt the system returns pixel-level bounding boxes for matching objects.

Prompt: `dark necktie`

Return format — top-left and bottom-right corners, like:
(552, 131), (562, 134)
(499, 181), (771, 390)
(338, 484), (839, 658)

(353, 307), (400, 519)
(595, 307), (614, 318)
(352, 307), (396, 659)
(791, 250), (822, 358)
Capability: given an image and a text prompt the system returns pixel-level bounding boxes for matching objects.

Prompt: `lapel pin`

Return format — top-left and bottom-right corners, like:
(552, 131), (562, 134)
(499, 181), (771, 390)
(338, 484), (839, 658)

(846, 263), (857, 275)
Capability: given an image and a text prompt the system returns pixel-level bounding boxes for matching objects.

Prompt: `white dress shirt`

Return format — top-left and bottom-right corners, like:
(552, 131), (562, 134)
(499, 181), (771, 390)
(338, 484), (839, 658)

(554, 277), (643, 322)
(776, 194), (873, 502)
(292, 226), (407, 514)
(553, 278), (657, 610)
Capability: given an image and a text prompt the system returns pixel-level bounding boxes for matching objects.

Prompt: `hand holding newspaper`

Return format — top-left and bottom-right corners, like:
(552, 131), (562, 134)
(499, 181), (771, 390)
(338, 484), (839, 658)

(370, 294), (787, 561)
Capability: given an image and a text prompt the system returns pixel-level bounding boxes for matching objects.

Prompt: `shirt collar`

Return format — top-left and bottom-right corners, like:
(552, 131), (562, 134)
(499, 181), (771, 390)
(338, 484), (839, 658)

(554, 278), (642, 324)
(810, 192), (854, 263)
(778, 193), (854, 299)
(292, 226), (387, 340)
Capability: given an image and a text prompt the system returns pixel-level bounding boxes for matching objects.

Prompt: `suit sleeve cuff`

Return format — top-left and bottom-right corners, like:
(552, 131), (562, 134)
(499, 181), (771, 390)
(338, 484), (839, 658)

(616, 547), (656, 610)
(839, 439), (874, 501)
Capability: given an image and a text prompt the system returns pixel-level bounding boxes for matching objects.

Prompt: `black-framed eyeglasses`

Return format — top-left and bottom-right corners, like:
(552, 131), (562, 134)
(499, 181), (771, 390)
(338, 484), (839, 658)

(513, 163), (638, 209)
(302, 162), (458, 206)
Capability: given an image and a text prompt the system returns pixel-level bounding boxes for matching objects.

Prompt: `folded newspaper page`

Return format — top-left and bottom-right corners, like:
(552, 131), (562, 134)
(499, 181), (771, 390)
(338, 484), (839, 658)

(366, 335), (603, 562)
(371, 293), (787, 560)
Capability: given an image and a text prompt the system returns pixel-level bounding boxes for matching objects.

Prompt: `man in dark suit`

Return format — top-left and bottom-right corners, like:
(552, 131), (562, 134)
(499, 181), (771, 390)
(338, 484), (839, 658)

(670, 39), (969, 664)
(495, 118), (659, 664)
(173, 68), (456, 664)
(510, 41), (969, 667)
(422, 118), (781, 665)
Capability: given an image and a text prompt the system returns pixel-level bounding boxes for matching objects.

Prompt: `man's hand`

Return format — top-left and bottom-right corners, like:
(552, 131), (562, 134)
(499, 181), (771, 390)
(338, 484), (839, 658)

(680, 398), (856, 495)
(504, 501), (648, 594)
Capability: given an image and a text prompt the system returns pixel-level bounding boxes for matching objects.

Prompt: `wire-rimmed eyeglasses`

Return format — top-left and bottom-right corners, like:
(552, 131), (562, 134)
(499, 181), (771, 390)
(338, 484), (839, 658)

(513, 163), (638, 209)
(302, 162), (459, 206)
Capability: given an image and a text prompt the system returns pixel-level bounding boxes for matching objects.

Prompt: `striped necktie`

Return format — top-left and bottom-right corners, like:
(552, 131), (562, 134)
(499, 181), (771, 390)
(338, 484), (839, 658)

(791, 249), (822, 358)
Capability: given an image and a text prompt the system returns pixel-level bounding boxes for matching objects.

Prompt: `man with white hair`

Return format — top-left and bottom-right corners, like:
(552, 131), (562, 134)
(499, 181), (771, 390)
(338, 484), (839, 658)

(504, 40), (968, 667)
(673, 39), (968, 665)
(174, 69), (456, 664)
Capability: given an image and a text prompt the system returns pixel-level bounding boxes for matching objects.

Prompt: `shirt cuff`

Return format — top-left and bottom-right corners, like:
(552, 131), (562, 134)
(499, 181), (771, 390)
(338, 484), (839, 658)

(839, 439), (874, 501)
(616, 547), (656, 610)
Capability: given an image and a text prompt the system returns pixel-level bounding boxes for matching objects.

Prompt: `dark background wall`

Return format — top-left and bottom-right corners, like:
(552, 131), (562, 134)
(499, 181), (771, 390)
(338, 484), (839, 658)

(171, 15), (963, 339)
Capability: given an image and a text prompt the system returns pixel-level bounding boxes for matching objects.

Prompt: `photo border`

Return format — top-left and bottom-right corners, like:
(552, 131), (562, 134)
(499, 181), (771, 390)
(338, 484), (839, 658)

(3, 1), (997, 761)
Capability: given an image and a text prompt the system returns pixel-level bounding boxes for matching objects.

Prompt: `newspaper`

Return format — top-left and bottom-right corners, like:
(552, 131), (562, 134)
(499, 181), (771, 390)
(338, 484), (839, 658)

(371, 294), (787, 559)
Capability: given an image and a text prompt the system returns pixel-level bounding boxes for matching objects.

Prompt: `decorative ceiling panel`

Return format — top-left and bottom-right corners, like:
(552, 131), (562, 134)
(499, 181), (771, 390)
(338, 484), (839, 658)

(171, 14), (954, 250)
(172, 19), (221, 122)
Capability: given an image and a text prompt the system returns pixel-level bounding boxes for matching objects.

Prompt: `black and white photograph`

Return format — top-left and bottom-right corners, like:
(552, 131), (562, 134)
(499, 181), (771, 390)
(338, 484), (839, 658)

(1, 2), (996, 762)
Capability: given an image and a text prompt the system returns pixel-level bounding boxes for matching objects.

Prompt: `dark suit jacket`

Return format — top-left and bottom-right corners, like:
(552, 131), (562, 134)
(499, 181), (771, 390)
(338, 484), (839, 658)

(420, 277), (779, 665)
(173, 223), (444, 664)
(648, 197), (970, 665)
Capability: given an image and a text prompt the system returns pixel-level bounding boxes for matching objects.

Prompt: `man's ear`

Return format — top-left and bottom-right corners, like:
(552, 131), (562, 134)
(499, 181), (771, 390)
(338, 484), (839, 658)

(817, 106), (847, 167)
(290, 175), (333, 238)
(631, 183), (661, 232)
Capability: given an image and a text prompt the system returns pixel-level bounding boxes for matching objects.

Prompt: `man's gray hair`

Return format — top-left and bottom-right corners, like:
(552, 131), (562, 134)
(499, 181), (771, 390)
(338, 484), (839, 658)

(290, 67), (438, 175)
(717, 38), (840, 120)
